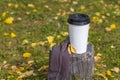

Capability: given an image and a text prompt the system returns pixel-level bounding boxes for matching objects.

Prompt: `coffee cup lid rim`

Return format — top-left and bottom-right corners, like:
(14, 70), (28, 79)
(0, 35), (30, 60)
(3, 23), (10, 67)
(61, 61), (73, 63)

(68, 13), (90, 25)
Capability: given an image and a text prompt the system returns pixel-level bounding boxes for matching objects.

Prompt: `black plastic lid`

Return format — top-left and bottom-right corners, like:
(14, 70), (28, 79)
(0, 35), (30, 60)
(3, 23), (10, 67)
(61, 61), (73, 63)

(68, 13), (90, 25)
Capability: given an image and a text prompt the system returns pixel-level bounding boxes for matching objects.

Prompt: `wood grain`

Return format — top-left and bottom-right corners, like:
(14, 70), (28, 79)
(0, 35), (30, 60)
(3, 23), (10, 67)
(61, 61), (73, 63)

(68, 43), (94, 80)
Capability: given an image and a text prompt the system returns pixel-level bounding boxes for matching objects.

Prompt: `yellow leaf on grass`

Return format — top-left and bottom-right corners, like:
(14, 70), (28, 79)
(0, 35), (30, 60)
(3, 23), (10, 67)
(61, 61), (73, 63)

(18, 70), (35, 78)
(80, 5), (85, 10)
(92, 16), (99, 22)
(11, 65), (18, 72)
(95, 12), (100, 16)
(94, 53), (102, 62)
(72, 1), (78, 5)
(4, 17), (14, 24)
(111, 45), (115, 49)
(31, 43), (37, 47)
(95, 73), (108, 80)
(8, 3), (13, 7)
(46, 36), (54, 43)
(61, 32), (68, 37)
(7, 75), (14, 79)
(97, 53), (102, 56)
(38, 65), (48, 71)
(28, 60), (34, 64)
(22, 39), (29, 45)
(70, 7), (74, 12)
(14, 3), (19, 8)
(17, 78), (23, 80)
(23, 52), (31, 58)
(106, 70), (114, 77)
(33, 9), (38, 13)
(57, 35), (61, 39)
(39, 41), (47, 46)
(105, 27), (111, 32)
(111, 67), (120, 73)
(10, 32), (16, 38)
(3, 32), (9, 36)
(28, 4), (35, 8)
(19, 67), (25, 72)
(94, 56), (101, 62)
(50, 42), (56, 48)
(2, 12), (7, 17)
(110, 24), (116, 30)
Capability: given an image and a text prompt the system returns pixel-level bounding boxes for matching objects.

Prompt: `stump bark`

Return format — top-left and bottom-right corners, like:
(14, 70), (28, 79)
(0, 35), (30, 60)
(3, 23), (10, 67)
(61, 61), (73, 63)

(68, 43), (94, 80)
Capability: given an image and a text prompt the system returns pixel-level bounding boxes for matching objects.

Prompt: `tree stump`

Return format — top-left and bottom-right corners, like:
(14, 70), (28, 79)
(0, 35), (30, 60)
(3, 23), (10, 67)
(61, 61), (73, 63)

(68, 43), (94, 80)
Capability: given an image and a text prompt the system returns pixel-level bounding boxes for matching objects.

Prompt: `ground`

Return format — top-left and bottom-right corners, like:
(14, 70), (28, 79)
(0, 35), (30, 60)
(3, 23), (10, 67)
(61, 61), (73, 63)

(0, 0), (120, 80)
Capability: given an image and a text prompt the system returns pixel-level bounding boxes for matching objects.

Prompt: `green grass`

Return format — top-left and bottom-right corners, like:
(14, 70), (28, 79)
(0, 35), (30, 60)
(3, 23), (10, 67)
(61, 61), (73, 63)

(0, 0), (120, 80)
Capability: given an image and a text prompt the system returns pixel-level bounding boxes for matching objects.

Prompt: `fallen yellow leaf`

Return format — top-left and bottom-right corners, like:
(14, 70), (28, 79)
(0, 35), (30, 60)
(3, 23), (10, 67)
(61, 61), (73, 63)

(28, 60), (34, 64)
(18, 70), (35, 78)
(14, 3), (19, 8)
(3, 32), (9, 36)
(80, 5), (85, 10)
(33, 9), (38, 13)
(31, 43), (37, 47)
(38, 65), (48, 71)
(68, 44), (77, 54)
(110, 24), (116, 30)
(95, 73), (108, 80)
(46, 36), (54, 43)
(8, 3), (13, 7)
(50, 42), (56, 48)
(39, 41), (47, 46)
(105, 27), (111, 32)
(22, 39), (29, 45)
(95, 12), (100, 16)
(17, 78), (23, 80)
(2, 12), (7, 17)
(61, 32), (68, 37)
(94, 53), (102, 62)
(23, 52), (31, 58)
(106, 70), (114, 78)
(10, 32), (16, 38)
(28, 4), (35, 8)
(111, 67), (120, 73)
(4, 17), (14, 24)
(92, 16), (99, 23)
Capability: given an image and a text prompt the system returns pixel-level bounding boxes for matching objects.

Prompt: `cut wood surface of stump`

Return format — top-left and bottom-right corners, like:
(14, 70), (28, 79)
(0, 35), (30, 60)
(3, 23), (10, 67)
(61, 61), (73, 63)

(68, 43), (94, 80)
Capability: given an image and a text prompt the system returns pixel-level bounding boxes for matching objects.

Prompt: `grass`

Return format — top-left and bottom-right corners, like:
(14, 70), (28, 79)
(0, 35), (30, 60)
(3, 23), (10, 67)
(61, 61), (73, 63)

(0, 0), (120, 80)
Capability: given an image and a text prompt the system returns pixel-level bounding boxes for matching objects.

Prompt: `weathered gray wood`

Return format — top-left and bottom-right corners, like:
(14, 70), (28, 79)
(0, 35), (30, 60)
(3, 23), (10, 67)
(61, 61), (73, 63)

(68, 43), (94, 80)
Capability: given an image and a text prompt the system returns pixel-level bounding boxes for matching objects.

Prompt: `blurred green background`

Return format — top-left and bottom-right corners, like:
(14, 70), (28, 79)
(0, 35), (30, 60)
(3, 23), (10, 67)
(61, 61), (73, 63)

(0, 0), (120, 80)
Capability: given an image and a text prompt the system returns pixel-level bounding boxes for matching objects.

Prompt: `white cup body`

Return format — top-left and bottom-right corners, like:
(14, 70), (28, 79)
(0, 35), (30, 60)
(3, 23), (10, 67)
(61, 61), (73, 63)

(69, 24), (89, 54)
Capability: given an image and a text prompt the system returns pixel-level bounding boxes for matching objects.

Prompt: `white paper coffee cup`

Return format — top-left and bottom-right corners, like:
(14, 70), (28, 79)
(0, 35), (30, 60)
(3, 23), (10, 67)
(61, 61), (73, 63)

(68, 13), (90, 54)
